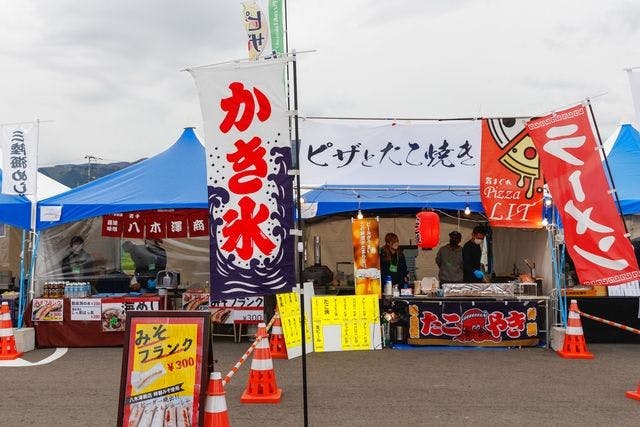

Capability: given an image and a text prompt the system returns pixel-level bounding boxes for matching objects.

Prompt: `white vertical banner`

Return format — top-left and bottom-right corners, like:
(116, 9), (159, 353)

(1, 123), (37, 195)
(627, 69), (640, 128)
(189, 58), (295, 301)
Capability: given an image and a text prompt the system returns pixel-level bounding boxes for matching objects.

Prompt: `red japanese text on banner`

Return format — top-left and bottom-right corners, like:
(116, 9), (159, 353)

(166, 211), (188, 238)
(351, 218), (381, 297)
(526, 105), (640, 286)
(190, 58), (295, 301)
(480, 119), (543, 228)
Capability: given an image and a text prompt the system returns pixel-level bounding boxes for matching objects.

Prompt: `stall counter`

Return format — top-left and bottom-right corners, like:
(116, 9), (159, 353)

(25, 295), (162, 348)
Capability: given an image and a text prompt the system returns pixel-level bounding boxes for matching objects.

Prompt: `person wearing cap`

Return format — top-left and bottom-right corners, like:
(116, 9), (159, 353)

(435, 230), (463, 284)
(462, 225), (487, 283)
(61, 235), (94, 280)
(122, 239), (167, 291)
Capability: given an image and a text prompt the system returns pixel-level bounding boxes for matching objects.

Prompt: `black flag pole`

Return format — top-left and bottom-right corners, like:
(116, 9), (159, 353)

(291, 48), (310, 426)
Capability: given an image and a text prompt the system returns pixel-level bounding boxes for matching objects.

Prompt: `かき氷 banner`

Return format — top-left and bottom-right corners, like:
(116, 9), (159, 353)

(190, 58), (294, 301)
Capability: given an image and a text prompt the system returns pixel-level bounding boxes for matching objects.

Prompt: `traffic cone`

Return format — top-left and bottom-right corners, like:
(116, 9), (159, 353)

(240, 322), (282, 404)
(557, 299), (593, 359)
(269, 310), (288, 359)
(204, 372), (230, 427)
(626, 382), (640, 401)
(0, 301), (22, 360)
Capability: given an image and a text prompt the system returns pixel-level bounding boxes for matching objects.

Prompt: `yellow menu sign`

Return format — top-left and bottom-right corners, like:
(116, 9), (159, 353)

(118, 311), (210, 427)
(311, 295), (380, 352)
(276, 292), (312, 359)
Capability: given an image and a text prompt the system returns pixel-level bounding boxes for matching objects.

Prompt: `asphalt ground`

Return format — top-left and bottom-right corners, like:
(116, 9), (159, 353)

(1, 341), (640, 426)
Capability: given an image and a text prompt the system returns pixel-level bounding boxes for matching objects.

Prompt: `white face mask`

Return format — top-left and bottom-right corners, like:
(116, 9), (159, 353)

(72, 244), (82, 252)
(473, 239), (483, 245)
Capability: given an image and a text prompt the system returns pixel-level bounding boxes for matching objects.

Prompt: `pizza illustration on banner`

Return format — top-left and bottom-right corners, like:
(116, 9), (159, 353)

(480, 118), (544, 228)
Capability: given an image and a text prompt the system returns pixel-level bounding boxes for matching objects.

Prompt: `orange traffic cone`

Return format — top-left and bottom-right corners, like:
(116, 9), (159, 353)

(269, 310), (287, 359)
(0, 301), (21, 360)
(240, 322), (282, 404)
(558, 299), (593, 359)
(626, 382), (640, 401)
(204, 372), (230, 427)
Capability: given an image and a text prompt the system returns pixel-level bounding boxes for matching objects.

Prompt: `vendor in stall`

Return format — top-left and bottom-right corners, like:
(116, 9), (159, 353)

(462, 226), (487, 283)
(380, 232), (408, 285)
(435, 230), (463, 284)
(123, 239), (167, 292)
(61, 235), (94, 281)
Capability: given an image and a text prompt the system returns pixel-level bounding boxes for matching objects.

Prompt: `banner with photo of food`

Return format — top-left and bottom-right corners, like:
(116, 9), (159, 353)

(480, 118), (544, 228)
(351, 218), (381, 297)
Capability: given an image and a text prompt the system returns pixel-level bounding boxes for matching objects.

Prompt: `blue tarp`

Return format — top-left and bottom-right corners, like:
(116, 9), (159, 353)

(37, 128), (207, 230)
(0, 172), (31, 229)
(607, 124), (640, 215)
(302, 185), (482, 217)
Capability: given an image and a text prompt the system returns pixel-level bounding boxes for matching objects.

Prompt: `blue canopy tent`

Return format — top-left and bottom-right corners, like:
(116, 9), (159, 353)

(301, 185), (482, 217)
(37, 127), (207, 230)
(0, 172), (31, 229)
(606, 124), (640, 215)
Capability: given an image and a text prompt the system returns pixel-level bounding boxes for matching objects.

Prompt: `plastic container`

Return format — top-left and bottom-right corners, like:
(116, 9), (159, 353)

(384, 276), (393, 296)
(392, 284), (399, 297)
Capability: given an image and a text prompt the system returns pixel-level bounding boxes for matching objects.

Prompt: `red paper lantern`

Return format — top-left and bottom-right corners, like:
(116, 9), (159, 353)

(415, 211), (440, 249)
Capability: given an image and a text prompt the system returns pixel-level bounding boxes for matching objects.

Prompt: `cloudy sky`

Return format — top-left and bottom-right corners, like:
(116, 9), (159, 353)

(0, 0), (639, 166)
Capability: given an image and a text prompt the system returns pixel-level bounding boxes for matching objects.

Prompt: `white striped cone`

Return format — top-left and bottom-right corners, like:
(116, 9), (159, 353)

(558, 299), (593, 359)
(204, 372), (230, 427)
(0, 301), (21, 360)
(269, 311), (287, 359)
(240, 323), (282, 403)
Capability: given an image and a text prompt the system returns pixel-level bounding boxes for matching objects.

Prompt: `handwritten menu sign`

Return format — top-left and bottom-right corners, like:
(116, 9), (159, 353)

(118, 311), (210, 427)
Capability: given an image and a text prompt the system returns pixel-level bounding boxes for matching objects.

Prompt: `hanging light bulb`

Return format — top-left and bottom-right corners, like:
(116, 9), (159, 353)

(544, 198), (552, 207)
(357, 210), (363, 220)
(541, 217), (549, 226)
(464, 205), (471, 216)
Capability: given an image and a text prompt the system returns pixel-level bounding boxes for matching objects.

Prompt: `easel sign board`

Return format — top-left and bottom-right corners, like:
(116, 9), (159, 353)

(276, 291), (313, 359)
(311, 295), (381, 352)
(117, 311), (210, 427)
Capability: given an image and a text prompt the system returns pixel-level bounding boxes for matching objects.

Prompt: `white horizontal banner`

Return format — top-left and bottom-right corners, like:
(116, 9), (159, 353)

(299, 119), (482, 187)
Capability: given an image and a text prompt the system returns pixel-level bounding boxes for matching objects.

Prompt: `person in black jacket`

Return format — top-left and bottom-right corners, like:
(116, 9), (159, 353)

(462, 226), (487, 283)
(380, 232), (408, 286)
(123, 239), (167, 291)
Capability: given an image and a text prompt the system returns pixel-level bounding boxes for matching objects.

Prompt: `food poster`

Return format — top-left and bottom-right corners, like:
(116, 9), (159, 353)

(406, 300), (540, 347)
(276, 292), (312, 359)
(102, 297), (161, 332)
(70, 298), (101, 321)
(31, 298), (63, 322)
(480, 118), (544, 228)
(351, 218), (381, 297)
(120, 315), (206, 427)
(311, 295), (381, 352)
(182, 292), (210, 311)
(205, 295), (265, 324)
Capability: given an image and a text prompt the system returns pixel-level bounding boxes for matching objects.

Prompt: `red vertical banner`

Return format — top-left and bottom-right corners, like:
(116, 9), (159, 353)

(102, 213), (124, 237)
(144, 211), (167, 239)
(351, 218), (381, 297)
(480, 118), (544, 228)
(527, 105), (640, 286)
(122, 212), (145, 239)
(166, 210), (189, 238)
(187, 209), (209, 237)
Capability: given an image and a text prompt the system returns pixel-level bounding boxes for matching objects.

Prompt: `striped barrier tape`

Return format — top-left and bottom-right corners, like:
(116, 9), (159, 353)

(576, 309), (640, 335)
(221, 314), (277, 386)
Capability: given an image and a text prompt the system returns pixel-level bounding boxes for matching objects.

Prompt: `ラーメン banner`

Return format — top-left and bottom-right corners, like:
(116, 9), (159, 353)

(1, 123), (37, 195)
(526, 105), (640, 286)
(480, 118), (544, 228)
(190, 58), (294, 301)
(351, 218), (381, 297)
(299, 119), (481, 187)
